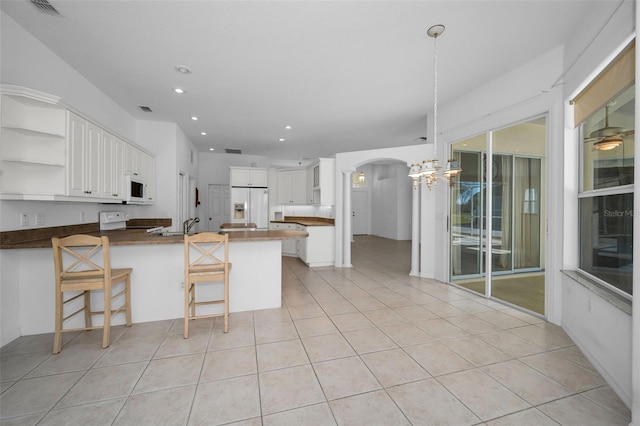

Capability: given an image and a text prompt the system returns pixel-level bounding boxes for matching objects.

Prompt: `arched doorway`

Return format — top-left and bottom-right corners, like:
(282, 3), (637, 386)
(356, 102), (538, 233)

(334, 144), (434, 276)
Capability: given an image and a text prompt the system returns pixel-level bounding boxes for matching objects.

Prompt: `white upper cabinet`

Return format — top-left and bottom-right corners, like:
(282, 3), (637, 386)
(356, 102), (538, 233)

(308, 158), (335, 205)
(230, 167), (268, 187)
(67, 113), (102, 198)
(277, 169), (307, 204)
(144, 155), (156, 202)
(101, 133), (125, 200)
(272, 158), (334, 206)
(0, 85), (155, 203)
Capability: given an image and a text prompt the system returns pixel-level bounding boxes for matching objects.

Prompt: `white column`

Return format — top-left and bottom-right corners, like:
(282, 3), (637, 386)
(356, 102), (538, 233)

(410, 182), (420, 276)
(342, 170), (353, 268)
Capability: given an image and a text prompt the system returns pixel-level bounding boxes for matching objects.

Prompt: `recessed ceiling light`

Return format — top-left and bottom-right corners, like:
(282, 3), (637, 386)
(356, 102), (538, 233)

(284, 125), (292, 130)
(278, 138), (285, 142)
(201, 132), (207, 136)
(175, 65), (192, 74)
(209, 148), (215, 151)
(172, 87), (186, 94)
(191, 116), (198, 121)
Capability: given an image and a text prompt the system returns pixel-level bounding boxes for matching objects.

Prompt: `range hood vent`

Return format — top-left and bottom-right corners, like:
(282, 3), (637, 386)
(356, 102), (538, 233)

(225, 148), (242, 154)
(30, 0), (61, 15)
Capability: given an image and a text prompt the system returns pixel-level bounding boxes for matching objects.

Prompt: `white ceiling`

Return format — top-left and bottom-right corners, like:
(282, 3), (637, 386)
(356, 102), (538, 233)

(1, 0), (608, 160)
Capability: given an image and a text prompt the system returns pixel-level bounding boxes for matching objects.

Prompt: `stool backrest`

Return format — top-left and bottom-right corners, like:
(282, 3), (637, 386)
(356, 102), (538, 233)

(184, 232), (229, 273)
(52, 234), (111, 281)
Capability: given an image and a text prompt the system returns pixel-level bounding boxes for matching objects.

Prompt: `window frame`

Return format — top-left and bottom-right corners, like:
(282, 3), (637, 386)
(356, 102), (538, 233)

(576, 93), (634, 301)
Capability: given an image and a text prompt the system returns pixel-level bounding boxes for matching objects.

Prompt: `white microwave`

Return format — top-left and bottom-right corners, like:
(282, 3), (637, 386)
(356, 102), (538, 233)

(124, 174), (146, 204)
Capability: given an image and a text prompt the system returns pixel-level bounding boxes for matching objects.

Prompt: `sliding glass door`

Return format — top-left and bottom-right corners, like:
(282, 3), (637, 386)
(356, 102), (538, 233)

(450, 117), (546, 315)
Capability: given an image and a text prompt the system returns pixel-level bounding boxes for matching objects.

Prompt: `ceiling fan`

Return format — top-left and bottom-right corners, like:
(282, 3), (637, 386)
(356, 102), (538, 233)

(584, 105), (632, 151)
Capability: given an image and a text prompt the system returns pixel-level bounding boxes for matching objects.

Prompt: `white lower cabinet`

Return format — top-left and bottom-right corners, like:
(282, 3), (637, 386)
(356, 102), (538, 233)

(296, 224), (307, 261)
(271, 222), (297, 256)
(271, 222), (335, 266)
(297, 225), (335, 267)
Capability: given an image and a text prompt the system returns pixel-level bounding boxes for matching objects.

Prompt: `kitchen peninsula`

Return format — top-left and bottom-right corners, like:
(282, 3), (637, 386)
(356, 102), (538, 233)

(0, 224), (307, 337)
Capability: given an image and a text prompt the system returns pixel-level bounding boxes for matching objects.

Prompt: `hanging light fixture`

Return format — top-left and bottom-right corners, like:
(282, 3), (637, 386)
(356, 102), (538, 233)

(358, 171), (366, 183)
(408, 24), (462, 189)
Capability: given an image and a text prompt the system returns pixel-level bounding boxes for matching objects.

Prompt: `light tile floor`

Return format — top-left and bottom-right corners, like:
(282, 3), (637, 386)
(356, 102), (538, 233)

(0, 236), (632, 425)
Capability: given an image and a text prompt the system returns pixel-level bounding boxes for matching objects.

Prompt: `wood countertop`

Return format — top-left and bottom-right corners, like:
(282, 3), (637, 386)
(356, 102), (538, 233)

(1, 228), (307, 250)
(271, 216), (335, 227)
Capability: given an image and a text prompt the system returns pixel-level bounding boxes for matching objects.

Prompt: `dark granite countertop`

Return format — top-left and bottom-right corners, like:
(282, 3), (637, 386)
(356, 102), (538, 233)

(1, 219), (307, 249)
(271, 216), (335, 227)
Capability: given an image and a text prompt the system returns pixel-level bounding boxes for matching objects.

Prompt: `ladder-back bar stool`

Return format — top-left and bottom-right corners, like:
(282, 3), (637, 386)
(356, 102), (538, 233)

(51, 234), (132, 353)
(184, 232), (231, 338)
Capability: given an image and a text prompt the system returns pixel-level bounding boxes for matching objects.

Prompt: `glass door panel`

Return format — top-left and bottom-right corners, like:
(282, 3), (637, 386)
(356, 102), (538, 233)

(449, 117), (546, 315)
(450, 136), (487, 295)
(490, 154), (513, 273)
(491, 118), (545, 314)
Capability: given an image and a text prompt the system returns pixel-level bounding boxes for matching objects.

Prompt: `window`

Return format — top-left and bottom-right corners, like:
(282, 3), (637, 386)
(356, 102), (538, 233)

(576, 49), (634, 298)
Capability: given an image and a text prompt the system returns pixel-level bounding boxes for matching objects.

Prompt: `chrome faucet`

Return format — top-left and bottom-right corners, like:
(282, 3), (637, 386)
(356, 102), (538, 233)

(183, 217), (200, 234)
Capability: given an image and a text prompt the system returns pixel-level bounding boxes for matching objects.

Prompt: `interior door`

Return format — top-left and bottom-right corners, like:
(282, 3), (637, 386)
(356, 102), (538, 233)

(352, 191), (369, 235)
(207, 184), (230, 232)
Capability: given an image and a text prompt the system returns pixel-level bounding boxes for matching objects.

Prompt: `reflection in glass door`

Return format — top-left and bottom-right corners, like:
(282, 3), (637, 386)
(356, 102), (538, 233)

(450, 117), (546, 315)
(451, 148), (487, 295)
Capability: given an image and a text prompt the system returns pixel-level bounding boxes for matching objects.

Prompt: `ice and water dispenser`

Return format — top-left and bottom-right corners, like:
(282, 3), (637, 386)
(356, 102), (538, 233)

(233, 202), (246, 220)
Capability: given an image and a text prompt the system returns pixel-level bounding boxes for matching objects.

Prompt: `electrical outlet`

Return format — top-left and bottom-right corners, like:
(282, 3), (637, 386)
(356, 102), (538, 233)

(20, 213), (29, 227)
(80, 211), (86, 222)
(178, 281), (185, 292)
(35, 213), (45, 226)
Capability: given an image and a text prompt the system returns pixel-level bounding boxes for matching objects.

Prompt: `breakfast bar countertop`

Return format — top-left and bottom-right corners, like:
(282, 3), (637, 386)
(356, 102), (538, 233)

(0, 227), (308, 250)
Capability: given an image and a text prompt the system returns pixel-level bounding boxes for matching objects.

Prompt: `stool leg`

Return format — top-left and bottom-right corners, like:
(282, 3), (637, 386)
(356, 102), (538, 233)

(84, 290), (92, 328)
(224, 276), (229, 333)
(53, 290), (63, 354)
(102, 286), (111, 349)
(125, 275), (132, 327)
(184, 281), (190, 339)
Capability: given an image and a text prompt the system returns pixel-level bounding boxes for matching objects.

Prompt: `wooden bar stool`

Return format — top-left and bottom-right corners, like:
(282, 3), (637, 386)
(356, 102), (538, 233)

(51, 234), (132, 353)
(184, 232), (230, 338)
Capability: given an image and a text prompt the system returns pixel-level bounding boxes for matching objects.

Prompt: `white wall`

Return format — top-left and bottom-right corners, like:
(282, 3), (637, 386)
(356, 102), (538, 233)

(555, 0), (635, 411)
(370, 164), (411, 240)
(0, 11), (136, 142)
(561, 277), (632, 406)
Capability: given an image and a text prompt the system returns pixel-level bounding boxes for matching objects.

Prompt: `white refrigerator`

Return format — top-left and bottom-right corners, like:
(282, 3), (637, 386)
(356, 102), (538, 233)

(230, 187), (269, 229)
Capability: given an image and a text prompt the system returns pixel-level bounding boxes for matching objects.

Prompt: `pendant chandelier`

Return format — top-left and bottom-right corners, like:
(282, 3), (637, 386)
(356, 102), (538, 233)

(408, 24), (462, 189)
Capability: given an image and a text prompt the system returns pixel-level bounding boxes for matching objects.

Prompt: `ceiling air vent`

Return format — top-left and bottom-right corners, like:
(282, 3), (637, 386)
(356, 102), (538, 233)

(138, 106), (153, 112)
(30, 0), (61, 16)
(225, 148), (242, 154)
